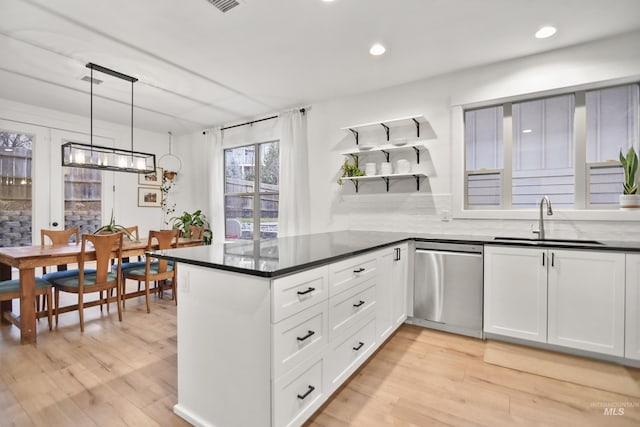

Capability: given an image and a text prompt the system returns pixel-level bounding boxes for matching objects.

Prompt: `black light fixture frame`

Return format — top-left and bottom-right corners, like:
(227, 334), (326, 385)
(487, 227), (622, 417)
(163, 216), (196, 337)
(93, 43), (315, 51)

(61, 63), (156, 174)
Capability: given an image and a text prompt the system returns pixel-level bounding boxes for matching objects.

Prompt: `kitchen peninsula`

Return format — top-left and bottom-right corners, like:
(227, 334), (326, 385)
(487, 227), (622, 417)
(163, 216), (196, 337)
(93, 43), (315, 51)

(157, 231), (640, 427)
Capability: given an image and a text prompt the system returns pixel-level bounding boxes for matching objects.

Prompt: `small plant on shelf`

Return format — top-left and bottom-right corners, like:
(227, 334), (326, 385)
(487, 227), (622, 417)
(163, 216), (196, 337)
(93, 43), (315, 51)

(620, 146), (638, 195)
(337, 156), (364, 185)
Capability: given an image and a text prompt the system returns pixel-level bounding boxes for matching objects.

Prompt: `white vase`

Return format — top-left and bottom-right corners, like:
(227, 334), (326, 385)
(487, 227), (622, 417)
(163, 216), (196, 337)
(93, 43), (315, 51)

(620, 194), (640, 210)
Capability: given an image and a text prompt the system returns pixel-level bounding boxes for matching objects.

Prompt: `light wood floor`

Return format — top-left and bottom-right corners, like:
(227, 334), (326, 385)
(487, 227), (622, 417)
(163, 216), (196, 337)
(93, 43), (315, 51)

(1, 290), (639, 427)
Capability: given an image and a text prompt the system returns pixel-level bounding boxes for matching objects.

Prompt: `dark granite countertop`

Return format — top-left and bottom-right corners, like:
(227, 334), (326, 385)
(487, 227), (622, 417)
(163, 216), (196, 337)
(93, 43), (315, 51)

(153, 231), (640, 278)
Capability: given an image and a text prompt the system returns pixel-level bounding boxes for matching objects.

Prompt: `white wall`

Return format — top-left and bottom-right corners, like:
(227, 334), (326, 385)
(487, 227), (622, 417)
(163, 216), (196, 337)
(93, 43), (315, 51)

(0, 98), (169, 239)
(176, 30), (640, 242)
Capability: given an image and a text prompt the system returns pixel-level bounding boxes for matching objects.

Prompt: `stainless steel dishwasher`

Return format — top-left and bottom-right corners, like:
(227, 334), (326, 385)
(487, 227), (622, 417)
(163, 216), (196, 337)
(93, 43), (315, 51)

(407, 241), (484, 338)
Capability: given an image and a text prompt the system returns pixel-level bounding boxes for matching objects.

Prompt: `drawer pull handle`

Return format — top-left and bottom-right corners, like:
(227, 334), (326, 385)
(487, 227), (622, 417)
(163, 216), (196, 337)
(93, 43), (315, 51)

(353, 300), (365, 308)
(297, 330), (315, 342)
(297, 385), (315, 400)
(353, 341), (364, 351)
(353, 267), (365, 273)
(297, 287), (315, 296)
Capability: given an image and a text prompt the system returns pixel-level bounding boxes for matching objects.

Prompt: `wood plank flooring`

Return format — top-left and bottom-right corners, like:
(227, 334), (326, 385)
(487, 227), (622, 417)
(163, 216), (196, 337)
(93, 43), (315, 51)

(1, 290), (639, 426)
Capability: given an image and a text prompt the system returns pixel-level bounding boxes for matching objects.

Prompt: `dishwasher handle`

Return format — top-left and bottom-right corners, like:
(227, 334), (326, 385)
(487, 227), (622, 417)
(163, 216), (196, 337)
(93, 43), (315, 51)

(415, 249), (482, 257)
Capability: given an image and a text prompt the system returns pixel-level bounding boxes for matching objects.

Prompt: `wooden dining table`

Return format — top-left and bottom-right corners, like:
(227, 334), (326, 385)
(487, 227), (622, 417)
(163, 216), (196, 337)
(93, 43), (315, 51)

(0, 237), (201, 344)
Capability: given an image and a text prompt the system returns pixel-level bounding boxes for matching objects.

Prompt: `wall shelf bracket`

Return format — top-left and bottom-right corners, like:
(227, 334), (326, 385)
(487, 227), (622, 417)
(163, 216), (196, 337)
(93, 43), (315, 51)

(380, 123), (390, 141)
(413, 175), (421, 191)
(351, 179), (359, 193)
(381, 177), (390, 192)
(380, 150), (390, 162)
(349, 128), (359, 145)
(413, 146), (421, 164)
(412, 118), (420, 138)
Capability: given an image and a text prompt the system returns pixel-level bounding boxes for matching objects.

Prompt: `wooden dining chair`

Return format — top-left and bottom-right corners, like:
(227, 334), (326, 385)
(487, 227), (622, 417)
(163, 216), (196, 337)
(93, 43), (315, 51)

(0, 278), (52, 331)
(49, 232), (124, 332)
(187, 225), (205, 240)
(122, 229), (179, 313)
(41, 227), (81, 281)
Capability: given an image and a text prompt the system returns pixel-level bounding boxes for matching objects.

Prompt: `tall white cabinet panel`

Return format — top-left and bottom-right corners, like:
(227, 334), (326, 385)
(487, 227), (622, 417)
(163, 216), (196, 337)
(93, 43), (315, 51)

(391, 244), (409, 327)
(626, 254), (640, 361)
(484, 246), (547, 343)
(547, 250), (625, 357)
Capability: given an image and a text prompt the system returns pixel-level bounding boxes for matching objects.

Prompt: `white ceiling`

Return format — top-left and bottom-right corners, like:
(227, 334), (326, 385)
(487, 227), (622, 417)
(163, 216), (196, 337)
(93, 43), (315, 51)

(1, 0), (640, 134)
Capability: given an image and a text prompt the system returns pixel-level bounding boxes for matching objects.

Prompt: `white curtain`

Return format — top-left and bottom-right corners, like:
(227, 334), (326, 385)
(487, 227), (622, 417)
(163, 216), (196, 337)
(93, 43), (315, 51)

(205, 127), (225, 243)
(278, 110), (310, 237)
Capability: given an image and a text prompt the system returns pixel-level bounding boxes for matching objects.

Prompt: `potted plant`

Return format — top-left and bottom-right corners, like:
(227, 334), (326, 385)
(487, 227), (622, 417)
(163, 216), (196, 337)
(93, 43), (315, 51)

(94, 210), (137, 241)
(337, 156), (364, 185)
(170, 209), (212, 244)
(619, 146), (640, 210)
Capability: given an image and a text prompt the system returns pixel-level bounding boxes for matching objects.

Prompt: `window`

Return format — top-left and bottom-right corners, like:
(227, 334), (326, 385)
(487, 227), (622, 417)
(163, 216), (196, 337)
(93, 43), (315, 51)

(224, 141), (279, 240)
(464, 83), (639, 210)
(64, 166), (102, 236)
(0, 131), (33, 247)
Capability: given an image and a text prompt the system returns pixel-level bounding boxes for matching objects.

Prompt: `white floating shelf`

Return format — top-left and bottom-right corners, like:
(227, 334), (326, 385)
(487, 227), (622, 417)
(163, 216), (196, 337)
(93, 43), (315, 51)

(340, 173), (427, 192)
(340, 115), (428, 131)
(340, 140), (428, 156)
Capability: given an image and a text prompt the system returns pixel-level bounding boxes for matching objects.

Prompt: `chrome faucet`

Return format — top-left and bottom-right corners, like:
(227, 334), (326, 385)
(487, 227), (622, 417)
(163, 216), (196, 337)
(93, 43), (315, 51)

(533, 196), (553, 240)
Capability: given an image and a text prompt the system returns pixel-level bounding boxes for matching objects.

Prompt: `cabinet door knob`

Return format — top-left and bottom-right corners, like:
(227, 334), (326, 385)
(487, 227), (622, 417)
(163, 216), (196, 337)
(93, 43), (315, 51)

(297, 385), (315, 400)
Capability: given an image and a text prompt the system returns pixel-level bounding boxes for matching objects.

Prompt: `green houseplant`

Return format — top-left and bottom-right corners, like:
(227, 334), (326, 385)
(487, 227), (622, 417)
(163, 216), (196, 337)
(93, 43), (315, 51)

(337, 156), (364, 185)
(170, 209), (212, 244)
(619, 146), (640, 209)
(93, 210), (136, 240)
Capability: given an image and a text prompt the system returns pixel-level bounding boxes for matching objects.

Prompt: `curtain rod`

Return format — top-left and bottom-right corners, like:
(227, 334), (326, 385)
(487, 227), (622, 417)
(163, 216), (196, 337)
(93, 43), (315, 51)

(214, 107), (307, 133)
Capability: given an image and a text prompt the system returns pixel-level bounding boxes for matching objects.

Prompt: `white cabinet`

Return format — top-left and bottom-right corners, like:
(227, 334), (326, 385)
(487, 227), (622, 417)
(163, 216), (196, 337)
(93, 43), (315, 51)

(391, 244), (409, 327)
(484, 245), (626, 357)
(548, 250), (625, 357)
(375, 244), (409, 341)
(626, 254), (640, 361)
(484, 246), (547, 343)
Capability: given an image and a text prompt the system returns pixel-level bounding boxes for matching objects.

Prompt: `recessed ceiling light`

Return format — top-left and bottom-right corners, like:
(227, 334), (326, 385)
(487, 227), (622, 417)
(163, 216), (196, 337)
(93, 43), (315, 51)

(322, 0), (335, 2)
(522, 129), (533, 134)
(369, 43), (386, 56)
(535, 26), (556, 39)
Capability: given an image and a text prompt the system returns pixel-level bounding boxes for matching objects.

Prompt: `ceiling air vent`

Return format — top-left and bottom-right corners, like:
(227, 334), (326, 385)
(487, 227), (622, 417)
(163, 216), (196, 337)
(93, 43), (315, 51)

(206, 0), (240, 13)
(81, 75), (103, 85)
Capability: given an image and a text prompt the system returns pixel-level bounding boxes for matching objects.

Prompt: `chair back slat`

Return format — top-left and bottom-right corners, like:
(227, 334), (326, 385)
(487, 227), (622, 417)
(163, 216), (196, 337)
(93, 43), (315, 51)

(147, 229), (179, 273)
(187, 225), (205, 240)
(123, 226), (139, 241)
(41, 228), (79, 245)
(81, 233), (123, 284)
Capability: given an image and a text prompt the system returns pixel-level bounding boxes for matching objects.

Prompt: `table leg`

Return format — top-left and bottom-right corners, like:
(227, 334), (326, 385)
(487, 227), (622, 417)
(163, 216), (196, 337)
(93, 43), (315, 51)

(19, 268), (37, 344)
(0, 263), (12, 325)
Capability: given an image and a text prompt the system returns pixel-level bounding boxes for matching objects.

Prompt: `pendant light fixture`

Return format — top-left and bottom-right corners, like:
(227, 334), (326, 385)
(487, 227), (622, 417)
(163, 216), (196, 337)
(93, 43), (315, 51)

(61, 63), (156, 174)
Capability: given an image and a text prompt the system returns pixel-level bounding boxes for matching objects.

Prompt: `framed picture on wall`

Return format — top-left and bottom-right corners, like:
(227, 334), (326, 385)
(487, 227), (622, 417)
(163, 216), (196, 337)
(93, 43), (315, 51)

(139, 167), (163, 186)
(138, 187), (162, 207)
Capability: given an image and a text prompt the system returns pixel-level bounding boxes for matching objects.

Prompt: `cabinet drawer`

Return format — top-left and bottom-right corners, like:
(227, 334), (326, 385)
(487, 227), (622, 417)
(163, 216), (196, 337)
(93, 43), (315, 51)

(272, 266), (329, 323)
(326, 315), (376, 393)
(328, 252), (378, 297)
(273, 357), (325, 427)
(329, 279), (377, 340)
(273, 301), (328, 380)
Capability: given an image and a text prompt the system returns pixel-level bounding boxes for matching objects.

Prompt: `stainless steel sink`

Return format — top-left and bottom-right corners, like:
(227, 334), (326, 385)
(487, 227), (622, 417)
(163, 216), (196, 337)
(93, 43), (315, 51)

(493, 236), (603, 245)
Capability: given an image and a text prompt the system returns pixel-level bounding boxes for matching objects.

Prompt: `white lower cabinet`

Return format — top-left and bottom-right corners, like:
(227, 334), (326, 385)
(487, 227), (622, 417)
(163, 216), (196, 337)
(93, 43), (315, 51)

(271, 245), (408, 427)
(547, 250), (625, 357)
(484, 245), (626, 357)
(325, 314), (377, 393)
(484, 245), (547, 342)
(273, 356), (325, 427)
(626, 254), (640, 361)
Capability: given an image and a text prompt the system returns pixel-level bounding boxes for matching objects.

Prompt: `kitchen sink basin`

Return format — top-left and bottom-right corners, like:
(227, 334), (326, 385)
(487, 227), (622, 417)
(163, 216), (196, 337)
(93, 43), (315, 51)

(493, 236), (603, 245)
